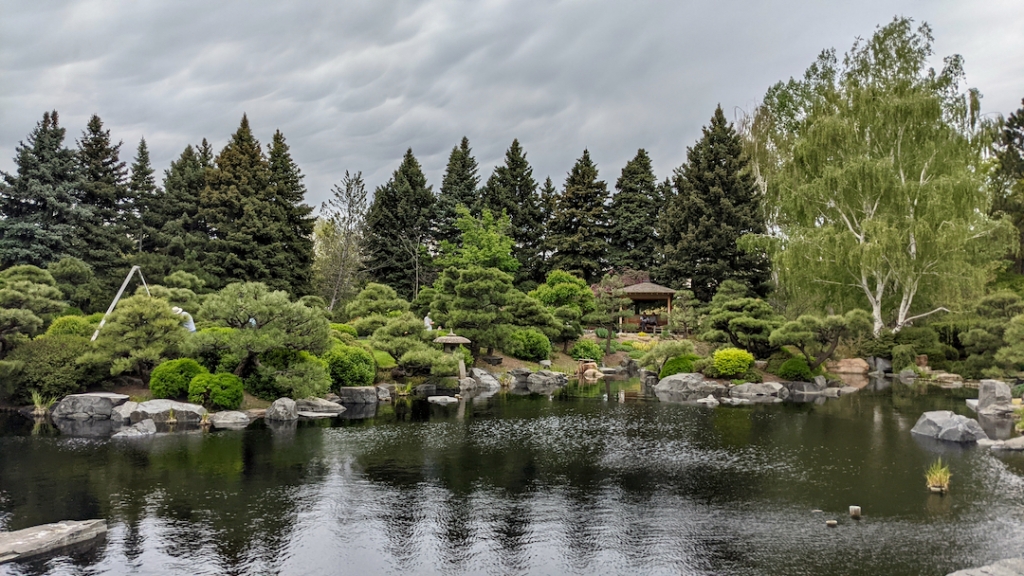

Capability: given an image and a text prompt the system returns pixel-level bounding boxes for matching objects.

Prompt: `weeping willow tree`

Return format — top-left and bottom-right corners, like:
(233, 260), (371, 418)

(742, 17), (1016, 335)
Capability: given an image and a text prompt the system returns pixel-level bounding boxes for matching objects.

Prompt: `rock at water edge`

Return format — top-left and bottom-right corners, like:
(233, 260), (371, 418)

(130, 400), (207, 424)
(294, 397), (346, 414)
(51, 392), (130, 420)
(910, 411), (988, 443)
(946, 558), (1024, 576)
(335, 387), (379, 404)
(210, 411), (251, 430)
(0, 519), (107, 564)
(112, 419), (156, 438)
(265, 398), (298, 421)
(428, 396), (459, 406)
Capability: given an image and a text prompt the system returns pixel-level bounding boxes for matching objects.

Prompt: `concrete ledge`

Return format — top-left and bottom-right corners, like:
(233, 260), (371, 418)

(0, 519), (107, 564)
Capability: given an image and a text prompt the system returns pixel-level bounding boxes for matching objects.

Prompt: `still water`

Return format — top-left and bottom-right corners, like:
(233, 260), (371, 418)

(1, 390), (1023, 576)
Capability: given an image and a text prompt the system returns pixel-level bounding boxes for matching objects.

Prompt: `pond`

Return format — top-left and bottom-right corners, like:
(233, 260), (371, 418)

(1, 389), (1023, 576)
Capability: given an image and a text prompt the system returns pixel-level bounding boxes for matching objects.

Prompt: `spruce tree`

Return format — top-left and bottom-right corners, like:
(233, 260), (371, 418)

(266, 130), (315, 295)
(0, 111), (85, 268)
(547, 150), (609, 283)
(658, 106), (770, 301)
(607, 149), (662, 273)
(993, 98), (1024, 273)
(537, 176), (558, 273)
(363, 149), (435, 299)
(75, 114), (132, 285)
(435, 137), (480, 245)
(480, 139), (543, 285)
(127, 138), (158, 254)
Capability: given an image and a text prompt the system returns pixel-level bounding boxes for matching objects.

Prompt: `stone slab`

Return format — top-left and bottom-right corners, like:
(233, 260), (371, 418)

(428, 396), (459, 406)
(0, 519), (107, 564)
(298, 411), (335, 419)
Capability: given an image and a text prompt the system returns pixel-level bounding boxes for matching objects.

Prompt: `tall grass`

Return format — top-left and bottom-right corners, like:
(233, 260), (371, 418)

(30, 390), (57, 416)
(926, 458), (951, 492)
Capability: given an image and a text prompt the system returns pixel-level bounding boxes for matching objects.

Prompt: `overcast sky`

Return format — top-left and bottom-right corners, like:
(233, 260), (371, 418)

(2, 0), (1023, 207)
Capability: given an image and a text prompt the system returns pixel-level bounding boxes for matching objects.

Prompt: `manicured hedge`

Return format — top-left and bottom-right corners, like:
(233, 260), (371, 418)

(322, 343), (376, 387)
(188, 373), (244, 410)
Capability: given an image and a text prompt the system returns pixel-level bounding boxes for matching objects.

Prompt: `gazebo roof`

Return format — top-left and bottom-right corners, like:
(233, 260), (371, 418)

(433, 331), (471, 345)
(621, 282), (676, 296)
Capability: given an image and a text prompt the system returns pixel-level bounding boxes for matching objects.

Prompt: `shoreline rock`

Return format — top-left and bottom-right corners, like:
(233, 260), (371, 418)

(910, 411), (988, 443)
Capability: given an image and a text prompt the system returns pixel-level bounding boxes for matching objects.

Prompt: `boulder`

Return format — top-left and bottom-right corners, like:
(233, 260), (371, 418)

(640, 370), (660, 396)
(112, 419), (157, 438)
(867, 357), (892, 373)
(839, 386), (859, 396)
(831, 358), (870, 374)
(428, 395), (459, 406)
(910, 411), (988, 443)
(413, 383), (436, 397)
(53, 418), (116, 438)
(979, 380), (1013, 412)
(527, 370), (568, 395)
(654, 373), (728, 403)
(821, 388), (840, 398)
(130, 400), (206, 424)
(375, 386), (392, 402)
(0, 519), (107, 563)
(991, 436), (1024, 451)
(539, 360), (552, 368)
(335, 386), (379, 404)
(787, 380), (824, 393)
(730, 382), (789, 399)
(470, 368), (502, 390)
(324, 392), (342, 403)
(337, 402), (377, 420)
(934, 372), (964, 388)
(210, 411), (250, 430)
(294, 397), (346, 415)
(265, 398), (298, 421)
(695, 395), (719, 407)
(813, 375), (828, 390)
(298, 411), (335, 419)
(507, 368), (531, 390)
(111, 401), (138, 425)
(51, 392), (130, 420)
(619, 358), (640, 378)
(898, 369), (918, 385)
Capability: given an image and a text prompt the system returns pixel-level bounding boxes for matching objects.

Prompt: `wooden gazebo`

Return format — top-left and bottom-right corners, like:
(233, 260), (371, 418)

(619, 282), (676, 332)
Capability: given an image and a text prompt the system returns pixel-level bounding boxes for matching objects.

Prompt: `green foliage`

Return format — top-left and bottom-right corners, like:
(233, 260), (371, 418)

(1011, 383), (1024, 399)
(891, 345), (918, 372)
(269, 354), (332, 400)
(350, 314), (388, 337)
(44, 315), (94, 338)
(313, 171), (368, 313)
(436, 137), (482, 245)
(569, 339), (603, 361)
(373, 349), (397, 370)
(428, 265), (515, 357)
(659, 354), (700, 379)
(345, 283), (410, 319)
(769, 310), (872, 370)
(150, 358), (208, 399)
(702, 280), (782, 359)
(764, 349), (794, 375)
(505, 328), (552, 362)
(330, 323), (358, 338)
(693, 356), (716, 377)
(658, 106), (770, 300)
(137, 284), (199, 311)
(0, 335), (100, 403)
(608, 149), (663, 272)
(529, 270), (596, 350)
(188, 373), (244, 410)
(84, 295), (185, 378)
(398, 347), (451, 376)
(322, 343), (376, 388)
(713, 348), (754, 378)
(181, 327), (237, 373)
(585, 274), (631, 354)
(48, 257), (104, 313)
(479, 139), (544, 285)
(777, 357), (813, 382)
(547, 150), (609, 283)
(639, 340), (697, 374)
(995, 314), (1024, 370)
(438, 207), (519, 273)
(370, 312), (430, 359)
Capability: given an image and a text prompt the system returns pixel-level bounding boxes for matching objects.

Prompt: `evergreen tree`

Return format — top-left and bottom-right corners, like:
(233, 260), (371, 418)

(75, 114), (132, 285)
(993, 98), (1024, 273)
(607, 149), (661, 272)
(363, 149), (435, 299)
(435, 137), (480, 244)
(0, 111), (85, 267)
(658, 106), (770, 301)
(127, 138), (158, 254)
(537, 176), (559, 273)
(547, 150), (609, 283)
(480, 139), (543, 285)
(314, 171), (368, 311)
(266, 130), (315, 295)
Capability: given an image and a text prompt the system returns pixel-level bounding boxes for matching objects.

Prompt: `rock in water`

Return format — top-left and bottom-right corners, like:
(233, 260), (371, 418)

(112, 419), (156, 438)
(428, 396), (459, 406)
(111, 401), (138, 425)
(910, 411), (988, 443)
(210, 411), (251, 430)
(695, 395), (719, 407)
(335, 387), (379, 404)
(526, 370), (568, 395)
(375, 386), (392, 402)
(978, 380), (1014, 415)
(730, 382), (789, 399)
(470, 368), (502, 390)
(265, 398), (298, 421)
(294, 397), (346, 415)
(51, 392), (129, 420)
(0, 519), (107, 564)
(130, 400), (206, 424)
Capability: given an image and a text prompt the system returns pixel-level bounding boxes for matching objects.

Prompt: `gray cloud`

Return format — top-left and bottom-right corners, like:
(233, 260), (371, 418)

(2, 0), (1023, 206)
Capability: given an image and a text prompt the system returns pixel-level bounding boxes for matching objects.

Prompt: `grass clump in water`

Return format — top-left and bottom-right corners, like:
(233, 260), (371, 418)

(925, 458), (951, 493)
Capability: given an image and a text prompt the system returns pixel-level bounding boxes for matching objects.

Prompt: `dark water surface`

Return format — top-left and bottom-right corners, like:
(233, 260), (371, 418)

(2, 390), (1023, 576)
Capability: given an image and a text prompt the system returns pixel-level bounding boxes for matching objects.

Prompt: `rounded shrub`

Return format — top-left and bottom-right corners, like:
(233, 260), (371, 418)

(322, 343), (376, 388)
(505, 328), (552, 362)
(569, 339), (603, 361)
(2, 335), (99, 402)
(150, 358), (209, 399)
(44, 315), (94, 338)
(659, 354), (701, 379)
(188, 373), (244, 410)
(891, 344), (917, 372)
(777, 357), (813, 382)
(712, 348), (754, 378)
(330, 323), (358, 338)
(350, 314), (389, 337)
(399, 347), (444, 376)
(764, 349), (794, 375)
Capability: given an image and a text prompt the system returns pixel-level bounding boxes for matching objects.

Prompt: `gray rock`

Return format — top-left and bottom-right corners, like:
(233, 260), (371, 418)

(294, 397), (346, 414)
(507, 368), (532, 390)
(428, 395), (459, 406)
(839, 386), (860, 396)
(51, 392), (130, 420)
(654, 373), (728, 403)
(991, 436), (1024, 451)
(130, 400), (206, 424)
(298, 411), (335, 419)
(979, 379), (1013, 412)
(720, 397), (752, 406)
(539, 360), (552, 368)
(265, 398), (298, 421)
(111, 401), (138, 424)
(946, 558), (1024, 576)
(695, 395), (719, 407)
(821, 387), (840, 398)
(210, 411), (250, 430)
(730, 382), (789, 399)
(470, 368), (502, 390)
(787, 380), (824, 393)
(324, 392), (342, 403)
(413, 383), (436, 397)
(640, 369), (660, 396)
(813, 375), (828, 390)
(619, 358), (640, 378)
(868, 356), (892, 373)
(335, 386), (379, 404)
(910, 410), (988, 443)
(527, 370), (568, 395)
(0, 519), (107, 564)
(754, 360), (768, 370)
(898, 368), (918, 385)
(112, 419), (156, 438)
(376, 386), (392, 402)
(53, 417), (116, 438)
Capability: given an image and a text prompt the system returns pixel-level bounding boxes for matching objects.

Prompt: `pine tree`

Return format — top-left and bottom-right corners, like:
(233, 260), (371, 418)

(127, 138), (158, 254)
(658, 106), (770, 301)
(993, 98), (1024, 274)
(0, 111), (85, 268)
(607, 149), (662, 273)
(547, 150), (609, 283)
(480, 139), (543, 285)
(363, 149), (435, 299)
(266, 130), (315, 295)
(75, 114), (132, 285)
(537, 176), (558, 274)
(435, 137), (480, 245)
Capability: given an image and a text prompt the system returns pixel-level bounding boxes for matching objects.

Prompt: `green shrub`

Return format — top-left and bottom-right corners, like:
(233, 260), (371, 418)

(399, 347), (445, 376)
(0, 335), (101, 403)
(322, 344), (376, 388)
(1012, 383), (1024, 399)
(595, 327), (609, 339)
(639, 340), (697, 373)
(713, 348), (754, 378)
(505, 328), (552, 362)
(373, 350), (397, 370)
(149, 358), (208, 399)
(44, 315), (94, 338)
(188, 373), (244, 410)
(891, 344), (917, 372)
(765, 349), (794, 375)
(429, 354), (459, 377)
(659, 354), (701, 378)
(330, 323), (358, 338)
(777, 357), (813, 381)
(738, 369), (763, 383)
(181, 327), (237, 373)
(569, 339), (603, 361)
(628, 349), (644, 360)
(350, 314), (389, 337)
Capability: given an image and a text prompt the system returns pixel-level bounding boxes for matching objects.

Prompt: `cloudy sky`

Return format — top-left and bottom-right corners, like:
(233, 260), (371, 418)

(2, 0), (1023, 207)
